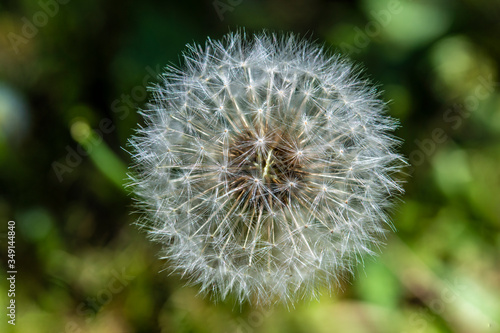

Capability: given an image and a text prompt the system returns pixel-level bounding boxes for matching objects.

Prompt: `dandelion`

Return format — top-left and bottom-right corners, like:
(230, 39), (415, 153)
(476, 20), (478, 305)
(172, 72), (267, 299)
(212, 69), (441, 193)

(128, 31), (405, 305)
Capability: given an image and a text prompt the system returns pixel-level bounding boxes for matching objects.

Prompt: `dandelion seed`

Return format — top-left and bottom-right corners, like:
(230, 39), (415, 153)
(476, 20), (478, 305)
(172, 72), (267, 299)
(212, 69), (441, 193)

(128, 31), (405, 305)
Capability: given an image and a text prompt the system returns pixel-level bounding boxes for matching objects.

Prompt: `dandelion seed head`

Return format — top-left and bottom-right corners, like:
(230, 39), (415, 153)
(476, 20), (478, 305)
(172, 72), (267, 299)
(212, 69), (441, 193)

(129, 31), (405, 305)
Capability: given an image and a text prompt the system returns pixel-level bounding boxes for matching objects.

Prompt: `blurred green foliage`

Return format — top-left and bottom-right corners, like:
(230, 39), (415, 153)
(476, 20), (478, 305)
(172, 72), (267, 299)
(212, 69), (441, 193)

(0, 0), (499, 332)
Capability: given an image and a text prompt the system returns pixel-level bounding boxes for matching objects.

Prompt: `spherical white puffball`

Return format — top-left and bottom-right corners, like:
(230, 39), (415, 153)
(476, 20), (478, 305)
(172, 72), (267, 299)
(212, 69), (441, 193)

(129, 31), (405, 305)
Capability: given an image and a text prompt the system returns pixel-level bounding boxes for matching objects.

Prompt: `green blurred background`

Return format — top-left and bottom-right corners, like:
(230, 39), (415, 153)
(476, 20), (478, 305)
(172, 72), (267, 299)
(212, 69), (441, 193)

(0, 0), (499, 332)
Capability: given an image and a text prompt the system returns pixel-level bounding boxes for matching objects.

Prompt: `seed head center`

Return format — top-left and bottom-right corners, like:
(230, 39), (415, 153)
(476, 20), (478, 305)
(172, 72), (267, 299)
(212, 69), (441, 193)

(227, 130), (305, 210)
